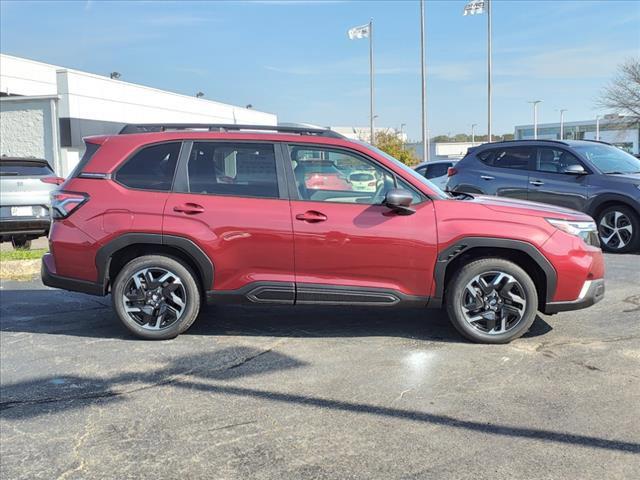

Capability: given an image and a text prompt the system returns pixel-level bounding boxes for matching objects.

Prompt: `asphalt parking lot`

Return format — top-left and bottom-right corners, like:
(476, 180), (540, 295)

(0, 253), (639, 479)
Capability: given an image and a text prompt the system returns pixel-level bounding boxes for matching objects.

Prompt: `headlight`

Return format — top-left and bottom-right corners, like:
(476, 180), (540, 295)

(546, 218), (600, 247)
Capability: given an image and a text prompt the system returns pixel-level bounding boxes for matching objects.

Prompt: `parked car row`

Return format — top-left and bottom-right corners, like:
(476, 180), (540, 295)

(415, 139), (640, 253)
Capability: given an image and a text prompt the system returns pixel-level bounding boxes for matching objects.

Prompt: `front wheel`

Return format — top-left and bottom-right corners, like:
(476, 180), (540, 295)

(446, 258), (538, 344)
(597, 205), (640, 253)
(112, 255), (201, 340)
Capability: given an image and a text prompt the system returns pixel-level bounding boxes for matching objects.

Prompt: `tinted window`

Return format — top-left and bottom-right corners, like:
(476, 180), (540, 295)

(188, 142), (278, 198)
(536, 147), (583, 173)
(0, 161), (53, 176)
(69, 141), (101, 178)
(489, 147), (534, 170)
(425, 163), (451, 179)
(116, 142), (181, 191)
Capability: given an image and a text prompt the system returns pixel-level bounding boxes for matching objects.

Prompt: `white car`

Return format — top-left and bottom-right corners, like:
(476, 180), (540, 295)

(414, 160), (458, 191)
(348, 170), (378, 192)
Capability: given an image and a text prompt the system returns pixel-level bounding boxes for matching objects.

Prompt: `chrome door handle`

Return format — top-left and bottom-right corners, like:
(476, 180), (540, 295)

(480, 175), (494, 180)
(529, 180), (544, 186)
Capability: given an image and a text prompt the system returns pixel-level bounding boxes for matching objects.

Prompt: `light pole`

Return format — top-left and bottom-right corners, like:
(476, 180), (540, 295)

(420, 0), (429, 162)
(559, 109), (567, 140)
(528, 100), (542, 139)
(463, 0), (492, 143)
(471, 123), (477, 144)
(400, 123), (406, 150)
(596, 115), (600, 141)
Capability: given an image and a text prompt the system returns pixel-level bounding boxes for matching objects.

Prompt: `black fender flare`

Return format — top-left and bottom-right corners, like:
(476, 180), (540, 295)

(96, 233), (214, 293)
(430, 237), (557, 308)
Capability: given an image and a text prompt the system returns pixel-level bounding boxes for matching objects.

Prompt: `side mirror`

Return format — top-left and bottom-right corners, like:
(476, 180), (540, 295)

(563, 164), (587, 175)
(384, 188), (415, 215)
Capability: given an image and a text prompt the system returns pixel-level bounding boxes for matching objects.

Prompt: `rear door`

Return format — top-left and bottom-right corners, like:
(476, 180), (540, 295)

(527, 146), (589, 211)
(163, 141), (295, 296)
(477, 146), (534, 199)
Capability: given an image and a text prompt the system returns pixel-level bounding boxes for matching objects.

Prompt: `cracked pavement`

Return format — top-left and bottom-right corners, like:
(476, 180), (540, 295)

(1, 254), (639, 479)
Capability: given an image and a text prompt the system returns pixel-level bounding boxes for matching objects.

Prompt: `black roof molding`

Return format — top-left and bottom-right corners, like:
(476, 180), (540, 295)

(118, 123), (345, 139)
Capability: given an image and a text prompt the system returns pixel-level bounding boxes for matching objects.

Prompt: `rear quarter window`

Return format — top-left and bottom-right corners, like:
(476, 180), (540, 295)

(116, 142), (182, 191)
(69, 142), (101, 178)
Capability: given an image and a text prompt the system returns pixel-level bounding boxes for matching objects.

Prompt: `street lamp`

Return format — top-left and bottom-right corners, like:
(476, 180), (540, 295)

(471, 123), (477, 144)
(464, 0), (492, 143)
(559, 109), (567, 140)
(420, 0), (429, 161)
(596, 115), (601, 141)
(400, 123), (406, 150)
(528, 100), (542, 139)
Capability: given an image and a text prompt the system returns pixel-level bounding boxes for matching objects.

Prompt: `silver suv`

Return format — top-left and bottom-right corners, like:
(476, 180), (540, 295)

(0, 157), (60, 249)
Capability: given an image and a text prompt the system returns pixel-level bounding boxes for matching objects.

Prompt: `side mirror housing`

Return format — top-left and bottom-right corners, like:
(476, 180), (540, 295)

(563, 164), (587, 175)
(384, 188), (415, 215)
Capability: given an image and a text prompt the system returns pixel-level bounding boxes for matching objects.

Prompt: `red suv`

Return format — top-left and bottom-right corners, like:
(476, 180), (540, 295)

(42, 124), (605, 343)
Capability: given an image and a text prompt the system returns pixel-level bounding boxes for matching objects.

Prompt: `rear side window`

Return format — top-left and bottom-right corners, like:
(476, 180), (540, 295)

(69, 142), (101, 178)
(481, 147), (534, 170)
(187, 142), (279, 198)
(116, 142), (181, 191)
(0, 161), (53, 176)
(424, 163), (451, 179)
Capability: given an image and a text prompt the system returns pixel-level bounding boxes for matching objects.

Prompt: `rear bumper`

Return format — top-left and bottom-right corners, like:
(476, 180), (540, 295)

(0, 218), (50, 237)
(41, 254), (104, 296)
(543, 278), (605, 314)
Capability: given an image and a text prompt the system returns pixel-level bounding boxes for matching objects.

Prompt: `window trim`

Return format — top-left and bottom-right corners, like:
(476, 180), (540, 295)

(113, 140), (184, 193)
(282, 143), (428, 205)
(173, 140), (287, 200)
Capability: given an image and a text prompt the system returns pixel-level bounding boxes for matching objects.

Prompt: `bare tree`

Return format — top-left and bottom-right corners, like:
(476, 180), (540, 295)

(597, 58), (640, 120)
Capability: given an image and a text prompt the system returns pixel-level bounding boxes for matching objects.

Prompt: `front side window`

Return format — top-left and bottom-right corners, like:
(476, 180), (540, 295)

(490, 147), (535, 170)
(536, 147), (583, 173)
(289, 145), (396, 204)
(116, 142), (181, 191)
(573, 144), (640, 174)
(187, 142), (279, 198)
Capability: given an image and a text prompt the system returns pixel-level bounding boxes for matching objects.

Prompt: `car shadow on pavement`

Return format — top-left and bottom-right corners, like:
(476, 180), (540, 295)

(1, 347), (637, 455)
(0, 289), (552, 342)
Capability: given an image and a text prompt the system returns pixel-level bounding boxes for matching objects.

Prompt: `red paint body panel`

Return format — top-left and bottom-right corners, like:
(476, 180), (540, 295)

(290, 200), (437, 296)
(163, 193), (294, 290)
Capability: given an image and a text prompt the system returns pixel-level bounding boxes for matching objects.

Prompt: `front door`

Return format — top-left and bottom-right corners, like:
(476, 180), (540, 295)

(527, 146), (589, 211)
(285, 144), (438, 303)
(163, 141), (295, 299)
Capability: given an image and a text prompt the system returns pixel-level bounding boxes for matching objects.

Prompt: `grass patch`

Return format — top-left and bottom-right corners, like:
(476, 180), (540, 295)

(0, 248), (48, 261)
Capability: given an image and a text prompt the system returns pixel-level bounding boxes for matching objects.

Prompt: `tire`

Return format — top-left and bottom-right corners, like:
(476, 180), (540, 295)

(446, 258), (538, 344)
(112, 255), (201, 340)
(11, 236), (31, 250)
(596, 205), (640, 253)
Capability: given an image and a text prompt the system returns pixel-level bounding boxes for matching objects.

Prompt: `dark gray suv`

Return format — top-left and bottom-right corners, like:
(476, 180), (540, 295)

(447, 140), (640, 253)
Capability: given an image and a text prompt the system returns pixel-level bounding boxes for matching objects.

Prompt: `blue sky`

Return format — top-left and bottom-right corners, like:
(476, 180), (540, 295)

(1, 0), (639, 140)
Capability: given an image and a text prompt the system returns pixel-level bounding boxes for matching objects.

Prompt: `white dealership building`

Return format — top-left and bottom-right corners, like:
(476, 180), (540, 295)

(0, 54), (277, 176)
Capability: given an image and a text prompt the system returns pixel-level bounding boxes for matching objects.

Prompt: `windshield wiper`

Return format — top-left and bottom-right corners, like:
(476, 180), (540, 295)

(449, 191), (474, 200)
(604, 171), (640, 175)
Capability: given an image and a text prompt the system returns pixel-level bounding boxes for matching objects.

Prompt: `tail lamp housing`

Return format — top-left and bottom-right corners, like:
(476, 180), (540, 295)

(447, 167), (458, 177)
(50, 191), (89, 219)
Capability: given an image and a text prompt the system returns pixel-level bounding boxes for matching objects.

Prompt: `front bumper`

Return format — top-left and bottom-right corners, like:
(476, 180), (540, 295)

(41, 254), (104, 296)
(543, 278), (605, 314)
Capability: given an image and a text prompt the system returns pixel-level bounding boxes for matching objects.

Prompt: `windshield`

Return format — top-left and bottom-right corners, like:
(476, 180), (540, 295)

(573, 144), (640, 174)
(358, 142), (449, 199)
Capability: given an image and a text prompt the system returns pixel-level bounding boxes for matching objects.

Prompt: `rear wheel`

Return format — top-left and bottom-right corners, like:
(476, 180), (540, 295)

(11, 236), (31, 250)
(597, 205), (640, 253)
(446, 258), (538, 344)
(112, 255), (201, 340)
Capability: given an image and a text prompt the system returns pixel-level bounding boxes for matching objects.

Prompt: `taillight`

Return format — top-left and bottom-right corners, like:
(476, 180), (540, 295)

(50, 191), (88, 219)
(41, 176), (65, 185)
(447, 167), (458, 177)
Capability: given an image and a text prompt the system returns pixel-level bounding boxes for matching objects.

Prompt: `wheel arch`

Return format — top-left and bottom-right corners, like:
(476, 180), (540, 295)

(96, 233), (214, 294)
(432, 238), (556, 311)
(585, 194), (640, 220)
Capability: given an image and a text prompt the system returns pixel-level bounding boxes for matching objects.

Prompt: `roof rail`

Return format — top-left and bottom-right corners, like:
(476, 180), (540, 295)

(118, 123), (345, 139)
(577, 139), (612, 146)
(483, 139), (570, 146)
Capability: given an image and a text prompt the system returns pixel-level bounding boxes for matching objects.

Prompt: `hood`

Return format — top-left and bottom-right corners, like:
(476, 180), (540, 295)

(603, 172), (640, 183)
(469, 195), (591, 220)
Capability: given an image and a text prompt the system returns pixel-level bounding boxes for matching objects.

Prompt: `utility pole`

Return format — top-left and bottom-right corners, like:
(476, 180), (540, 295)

(471, 123), (477, 144)
(596, 115), (601, 141)
(559, 109), (567, 140)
